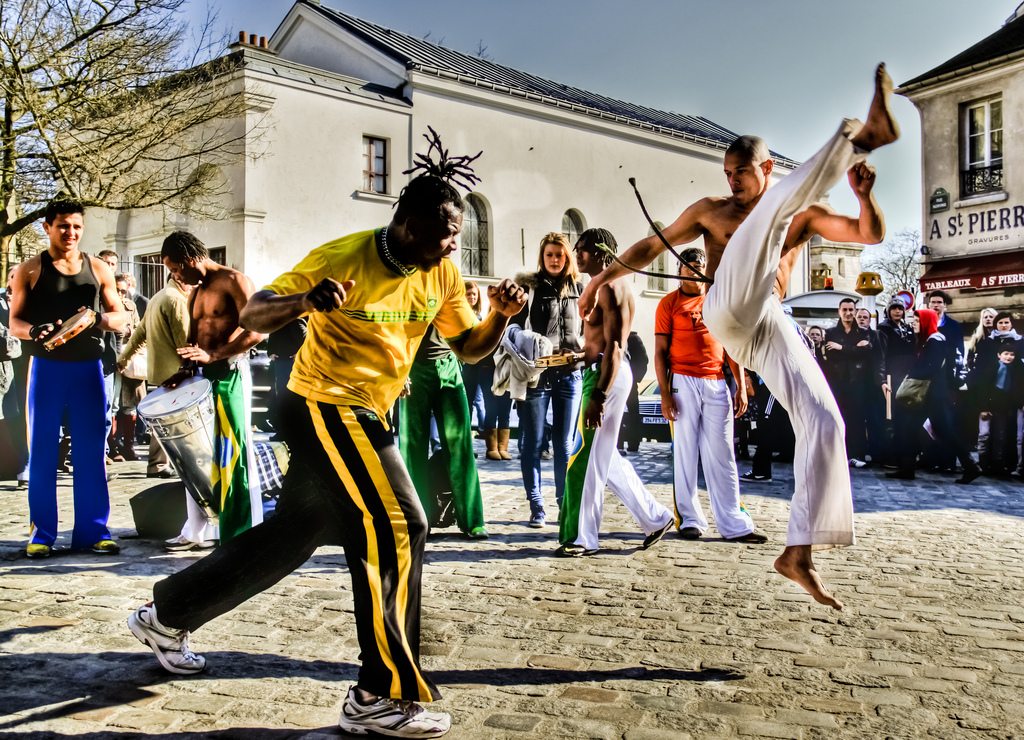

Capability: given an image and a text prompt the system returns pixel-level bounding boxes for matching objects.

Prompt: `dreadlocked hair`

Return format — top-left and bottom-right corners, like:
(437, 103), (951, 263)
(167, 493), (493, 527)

(577, 227), (618, 268)
(162, 230), (209, 263)
(395, 126), (482, 223)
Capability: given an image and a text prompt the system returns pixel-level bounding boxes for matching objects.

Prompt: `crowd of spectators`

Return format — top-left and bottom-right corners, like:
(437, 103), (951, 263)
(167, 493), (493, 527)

(806, 290), (1023, 482)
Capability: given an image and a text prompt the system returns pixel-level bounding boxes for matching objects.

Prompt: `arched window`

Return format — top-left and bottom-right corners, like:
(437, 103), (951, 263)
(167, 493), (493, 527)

(647, 222), (669, 292)
(461, 194), (489, 276)
(561, 209), (585, 246)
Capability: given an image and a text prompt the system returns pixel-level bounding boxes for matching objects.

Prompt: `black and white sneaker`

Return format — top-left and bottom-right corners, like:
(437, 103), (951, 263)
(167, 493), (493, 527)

(641, 519), (673, 550)
(127, 603), (206, 675)
(338, 686), (451, 737)
(739, 471), (771, 483)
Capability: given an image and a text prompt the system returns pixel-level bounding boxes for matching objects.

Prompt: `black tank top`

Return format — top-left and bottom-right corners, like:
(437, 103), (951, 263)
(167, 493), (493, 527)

(25, 251), (103, 361)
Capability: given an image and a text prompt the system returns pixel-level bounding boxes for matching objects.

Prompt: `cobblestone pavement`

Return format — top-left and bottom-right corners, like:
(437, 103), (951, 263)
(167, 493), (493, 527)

(1, 442), (1023, 739)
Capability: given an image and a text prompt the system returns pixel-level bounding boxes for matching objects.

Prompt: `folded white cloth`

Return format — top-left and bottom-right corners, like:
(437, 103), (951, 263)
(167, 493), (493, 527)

(492, 324), (553, 401)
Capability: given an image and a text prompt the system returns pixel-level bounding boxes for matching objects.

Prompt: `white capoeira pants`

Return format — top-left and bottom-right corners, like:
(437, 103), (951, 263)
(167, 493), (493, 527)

(670, 373), (755, 538)
(703, 120), (864, 549)
(179, 360), (260, 544)
(560, 363), (673, 551)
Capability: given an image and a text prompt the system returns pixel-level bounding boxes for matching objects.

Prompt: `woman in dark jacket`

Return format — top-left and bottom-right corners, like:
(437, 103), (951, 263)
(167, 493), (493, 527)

(887, 308), (981, 483)
(511, 232), (583, 527)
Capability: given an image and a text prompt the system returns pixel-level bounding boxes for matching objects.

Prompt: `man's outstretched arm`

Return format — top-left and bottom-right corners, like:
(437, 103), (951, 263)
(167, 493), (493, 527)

(578, 200), (708, 316)
(240, 279), (356, 334)
(802, 163), (885, 246)
(448, 279), (526, 363)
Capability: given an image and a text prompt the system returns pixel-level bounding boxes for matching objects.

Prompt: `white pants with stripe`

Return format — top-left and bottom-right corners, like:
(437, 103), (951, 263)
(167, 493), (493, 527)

(704, 121), (862, 549)
(670, 373), (754, 538)
(569, 364), (673, 551)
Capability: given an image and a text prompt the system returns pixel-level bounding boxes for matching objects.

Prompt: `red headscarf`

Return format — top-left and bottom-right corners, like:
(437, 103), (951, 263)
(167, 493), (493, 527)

(915, 308), (940, 351)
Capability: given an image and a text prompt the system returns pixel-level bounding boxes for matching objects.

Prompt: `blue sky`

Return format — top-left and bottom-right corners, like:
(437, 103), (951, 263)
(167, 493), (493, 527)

(186, 0), (1017, 243)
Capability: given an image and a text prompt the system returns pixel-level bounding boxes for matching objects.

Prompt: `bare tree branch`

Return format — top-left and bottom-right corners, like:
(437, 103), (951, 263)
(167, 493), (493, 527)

(861, 228), (923, 306)
(1, 0), (264, 276)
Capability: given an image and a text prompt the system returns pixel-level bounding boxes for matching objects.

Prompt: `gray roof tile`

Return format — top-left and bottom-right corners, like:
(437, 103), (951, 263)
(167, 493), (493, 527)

(302, 1), (796, 166)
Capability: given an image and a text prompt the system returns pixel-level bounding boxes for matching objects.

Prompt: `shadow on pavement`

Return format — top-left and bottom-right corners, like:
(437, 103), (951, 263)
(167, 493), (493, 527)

(0, 732), (311, 739)
(0, 633), (741, 730)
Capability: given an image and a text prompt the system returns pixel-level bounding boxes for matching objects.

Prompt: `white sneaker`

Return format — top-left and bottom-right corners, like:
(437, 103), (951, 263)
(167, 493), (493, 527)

(338, 686), (451, 737)
(848, 458), (866, 468)
(164, 536), (216, 552)
(127, 603), (206, 675)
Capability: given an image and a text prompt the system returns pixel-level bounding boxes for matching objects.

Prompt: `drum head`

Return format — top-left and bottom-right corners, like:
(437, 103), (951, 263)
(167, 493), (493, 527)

(139, 376), (212, 418)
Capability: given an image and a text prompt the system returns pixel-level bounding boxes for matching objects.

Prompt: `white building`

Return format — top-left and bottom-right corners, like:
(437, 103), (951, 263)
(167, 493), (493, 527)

(87, 0), (804, 349)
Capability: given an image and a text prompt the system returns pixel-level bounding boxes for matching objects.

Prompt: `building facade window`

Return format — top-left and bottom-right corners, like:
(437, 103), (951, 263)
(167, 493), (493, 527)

(646, 222), (668, 292)
(648, 252), (668, 292)
(961, 97), (1003, 198)
(136, 246), (225, 299)
(561, 209), (585, 246)
(461, 193), (489, 276)
(362, 136), (388, 194)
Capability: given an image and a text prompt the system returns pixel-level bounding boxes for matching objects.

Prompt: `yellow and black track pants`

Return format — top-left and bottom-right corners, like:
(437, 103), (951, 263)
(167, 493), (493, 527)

(155, 390), (440, 701)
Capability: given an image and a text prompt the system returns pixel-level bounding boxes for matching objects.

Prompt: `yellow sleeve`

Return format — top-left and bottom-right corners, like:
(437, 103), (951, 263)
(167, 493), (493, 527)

(433, 262), (477, 341)
(264, 245), (335, 297)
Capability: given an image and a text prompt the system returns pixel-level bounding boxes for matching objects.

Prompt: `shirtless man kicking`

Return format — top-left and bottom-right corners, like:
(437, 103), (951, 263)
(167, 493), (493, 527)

(161, 231), (265, 547)
(580, 64), (900, 609)
(557, 228), (674, 557)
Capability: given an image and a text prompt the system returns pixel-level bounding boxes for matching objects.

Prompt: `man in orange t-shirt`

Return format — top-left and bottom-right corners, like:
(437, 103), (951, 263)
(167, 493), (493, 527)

(654, 247), (766, 543)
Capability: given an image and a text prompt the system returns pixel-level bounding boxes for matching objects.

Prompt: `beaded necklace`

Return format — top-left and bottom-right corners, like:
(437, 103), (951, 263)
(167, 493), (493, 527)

(379, 227), (416, 277)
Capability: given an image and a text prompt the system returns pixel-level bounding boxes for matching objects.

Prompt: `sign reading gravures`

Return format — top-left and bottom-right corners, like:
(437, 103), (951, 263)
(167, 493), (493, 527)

(928, 202), (1024, 251)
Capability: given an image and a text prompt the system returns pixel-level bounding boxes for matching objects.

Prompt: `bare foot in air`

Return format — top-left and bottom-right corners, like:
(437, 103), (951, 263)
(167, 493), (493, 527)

(774, 545), (843, 610)
(851, 63), (900, 152)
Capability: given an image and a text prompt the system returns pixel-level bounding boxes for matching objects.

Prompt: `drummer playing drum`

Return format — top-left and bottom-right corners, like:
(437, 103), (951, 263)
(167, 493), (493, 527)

(8, 200), (128, 559)
(159, 230), (265, 550)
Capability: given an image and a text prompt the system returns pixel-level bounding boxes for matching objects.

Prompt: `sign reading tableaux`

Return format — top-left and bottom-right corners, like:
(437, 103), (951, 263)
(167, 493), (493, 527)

(928, 202), (1024, 252)
(921, 268), (1024, 292)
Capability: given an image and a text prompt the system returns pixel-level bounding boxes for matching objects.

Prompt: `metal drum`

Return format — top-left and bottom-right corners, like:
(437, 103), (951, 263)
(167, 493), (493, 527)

(138, 376), (218, 522)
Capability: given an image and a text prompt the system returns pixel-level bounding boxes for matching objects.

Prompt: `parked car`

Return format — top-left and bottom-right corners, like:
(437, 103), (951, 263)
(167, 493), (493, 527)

(249, 348), (274, 432)
(636, 379), (672, 443)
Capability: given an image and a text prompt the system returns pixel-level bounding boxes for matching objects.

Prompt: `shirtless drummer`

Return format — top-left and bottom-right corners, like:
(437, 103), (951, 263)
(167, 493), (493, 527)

(160, 231), (265, 548)
(580, 64), (900, 609)
(557, 228), (674, 557)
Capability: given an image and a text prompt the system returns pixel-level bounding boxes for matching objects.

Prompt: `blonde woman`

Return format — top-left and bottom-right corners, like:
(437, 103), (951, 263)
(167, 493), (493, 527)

(461, 280), (513, 461)
(965, 307), (997, 371)
(461, 281), (487, 436)
(511, 232), (583, 528)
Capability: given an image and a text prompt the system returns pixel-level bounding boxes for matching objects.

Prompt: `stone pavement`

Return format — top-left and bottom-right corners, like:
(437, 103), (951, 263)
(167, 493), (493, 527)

(1, 442), (1023, 739)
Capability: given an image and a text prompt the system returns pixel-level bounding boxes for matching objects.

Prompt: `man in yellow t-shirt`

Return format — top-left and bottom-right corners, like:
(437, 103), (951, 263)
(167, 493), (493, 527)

(127, 161), (526, 739)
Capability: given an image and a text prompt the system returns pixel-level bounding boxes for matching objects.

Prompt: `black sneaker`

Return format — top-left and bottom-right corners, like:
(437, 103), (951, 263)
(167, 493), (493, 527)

(678, 526), (702, 540)
(642, 520), (673, 550)
(725, 531), (768, 544)
(956, 466), (982, 485)
(555, 543), (598, 558)
(740, 471), (771, 483)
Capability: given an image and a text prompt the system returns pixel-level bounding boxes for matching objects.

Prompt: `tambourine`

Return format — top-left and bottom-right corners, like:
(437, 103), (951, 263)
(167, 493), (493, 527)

(43, 308), (97, 351)
(534, 352), (584, 368)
